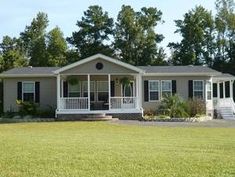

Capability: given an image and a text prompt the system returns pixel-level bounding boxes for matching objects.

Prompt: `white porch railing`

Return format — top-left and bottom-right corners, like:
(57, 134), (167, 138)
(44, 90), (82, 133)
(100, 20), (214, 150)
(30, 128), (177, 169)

(59, 97), (88, 110)
(110, 97), (137, 109)
(217, 98), (235, 113)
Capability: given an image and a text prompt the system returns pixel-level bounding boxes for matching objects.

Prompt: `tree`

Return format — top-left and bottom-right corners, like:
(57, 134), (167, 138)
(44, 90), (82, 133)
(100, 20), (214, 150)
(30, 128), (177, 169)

(47, 27), (68, 66)
(214, 0), (235, 74)
(168, 6), (215, 66)
(114, 5), (165, 66)
(20, 12), (49, 66)
(0, 36), (27, 72)
(68, 5), (114, 59)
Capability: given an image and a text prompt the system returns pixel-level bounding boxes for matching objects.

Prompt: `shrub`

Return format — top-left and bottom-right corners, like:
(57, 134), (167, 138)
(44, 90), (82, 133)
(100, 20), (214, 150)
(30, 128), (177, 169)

(187, 99), (206, 117)
(37, 106), (55, 118)
(144, 109), (156, 117)
(16, 100), (38, 117)
(158, 94), (189, 118)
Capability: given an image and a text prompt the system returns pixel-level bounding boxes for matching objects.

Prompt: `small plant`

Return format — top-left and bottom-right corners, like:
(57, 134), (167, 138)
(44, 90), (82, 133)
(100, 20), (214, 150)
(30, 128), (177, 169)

(120, 77), (131, 86)
(67, 76), (79, 85)
(158, 94), (189, 118)
(16, 100), (38, 117)
(187, 99), (206, 117)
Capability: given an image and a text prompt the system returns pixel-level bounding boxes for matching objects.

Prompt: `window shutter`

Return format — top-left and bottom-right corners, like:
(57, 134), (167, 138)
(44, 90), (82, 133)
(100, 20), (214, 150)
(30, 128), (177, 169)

(188, 80), (193, 98)
(111, 81), (115, 97)
(172, 80), (177, 94)
(35, 82), (40, 103)
(63, 81), (68, 97)
(144, 80), (149, 102)
(219, 83), (223, 98)
(213, 83), (217, 97)
(17, 82), (22, 100)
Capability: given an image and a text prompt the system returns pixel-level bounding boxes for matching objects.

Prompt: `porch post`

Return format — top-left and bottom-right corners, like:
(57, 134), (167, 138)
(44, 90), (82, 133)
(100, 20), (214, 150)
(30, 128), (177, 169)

(108, 74), (111, 110)
(138, 74), (142, 109)
(135, 75), (139, 109)
(223, 81), (226, 98)
(87, 74), (90, 110)
(217, 82), (220, 102)
(57, 74), (61, 110)
(230, 80), (234, 99)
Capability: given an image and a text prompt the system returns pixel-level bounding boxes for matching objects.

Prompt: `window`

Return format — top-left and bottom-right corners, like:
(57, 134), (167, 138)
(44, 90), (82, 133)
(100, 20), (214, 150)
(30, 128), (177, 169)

(22, 82), (35, 102)
(82, 81), (95, 101)
(149, 80), (159, 101)
(161, 80), (172, 98)
(97, 81), (108, 102)
(68, 82), (81, 97)
(206, 81), (212, 100)
(193, 80), (204, 99)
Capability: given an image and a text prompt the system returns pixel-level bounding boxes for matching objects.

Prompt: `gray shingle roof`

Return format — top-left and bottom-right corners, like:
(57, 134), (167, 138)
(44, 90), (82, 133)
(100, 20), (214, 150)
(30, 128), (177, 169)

(0, 67), (60, 75)
(137, 66), (220, 75)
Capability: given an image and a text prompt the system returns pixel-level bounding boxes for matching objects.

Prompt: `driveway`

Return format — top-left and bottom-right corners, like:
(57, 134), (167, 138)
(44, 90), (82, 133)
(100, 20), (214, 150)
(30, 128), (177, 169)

(111, 119), (235, 128)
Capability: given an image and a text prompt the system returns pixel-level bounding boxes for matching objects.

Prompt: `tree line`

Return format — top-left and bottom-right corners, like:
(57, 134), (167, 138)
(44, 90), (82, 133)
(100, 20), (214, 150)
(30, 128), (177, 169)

(0, 0), (234, 75)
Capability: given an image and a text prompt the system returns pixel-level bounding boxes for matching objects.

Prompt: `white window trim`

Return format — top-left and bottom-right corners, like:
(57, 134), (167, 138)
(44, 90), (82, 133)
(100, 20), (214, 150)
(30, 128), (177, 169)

(161, 80), (172, 99)
(206, 80), (212, 101)
(22, 81), (35, 102)
(193, 80), (204, 99)
(97, 81), (109, 101)
(149, 80), (160, 102)
(68, 82), (81, 98)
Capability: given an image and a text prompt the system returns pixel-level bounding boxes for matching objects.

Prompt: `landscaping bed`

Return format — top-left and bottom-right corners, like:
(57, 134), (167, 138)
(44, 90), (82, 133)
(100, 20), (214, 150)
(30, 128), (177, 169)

(142, 116), (212, 122)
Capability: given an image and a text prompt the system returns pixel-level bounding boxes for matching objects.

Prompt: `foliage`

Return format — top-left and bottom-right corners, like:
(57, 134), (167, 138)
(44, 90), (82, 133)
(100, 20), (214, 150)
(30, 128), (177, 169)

(114, 5), (165, 66)
(20, 12), (49, 66)
(37, 106), (55, 118)
(168, 6), (215, 66)
(67, 76), (79, 85)
(158, 94), (189, 118)
(67, 5), (114, 59)
(47, 27), (68, 66)
(144, 109), (157, 117)
(16, 100), (38, 116)
(119, 77), (131, 86)
(0, 36), (28, 72)
(187, 98), (206, 117)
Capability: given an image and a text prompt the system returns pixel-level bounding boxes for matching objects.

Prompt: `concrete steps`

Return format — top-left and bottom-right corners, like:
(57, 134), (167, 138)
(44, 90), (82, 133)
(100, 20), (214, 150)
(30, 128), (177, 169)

(218, 107), (235, 120)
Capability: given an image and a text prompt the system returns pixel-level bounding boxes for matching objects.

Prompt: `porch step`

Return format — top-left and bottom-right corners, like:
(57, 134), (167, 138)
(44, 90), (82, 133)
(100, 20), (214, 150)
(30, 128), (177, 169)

(57, 113), (113, 121)
(218, 107), (235, 120)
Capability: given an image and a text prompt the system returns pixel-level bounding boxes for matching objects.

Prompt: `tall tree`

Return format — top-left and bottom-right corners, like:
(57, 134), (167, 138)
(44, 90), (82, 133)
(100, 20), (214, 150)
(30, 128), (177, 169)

(68, 5), (114, 59)
(20, 12), (49, 66)
(0, 36), (27, 72)
(114, 5), (165, 66)
(214, 0), (235, 74)
(168, 6), (215, 66)
(47, 27), (68, 66)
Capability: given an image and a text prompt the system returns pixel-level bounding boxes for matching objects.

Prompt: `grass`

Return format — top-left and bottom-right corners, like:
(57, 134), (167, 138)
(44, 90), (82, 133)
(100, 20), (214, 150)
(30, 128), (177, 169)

(0, 122), (234, 177)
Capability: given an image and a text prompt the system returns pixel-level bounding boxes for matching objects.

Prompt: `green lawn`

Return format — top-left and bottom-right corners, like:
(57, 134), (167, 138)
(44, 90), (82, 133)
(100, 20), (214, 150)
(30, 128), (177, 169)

(0, 122), (234, 177)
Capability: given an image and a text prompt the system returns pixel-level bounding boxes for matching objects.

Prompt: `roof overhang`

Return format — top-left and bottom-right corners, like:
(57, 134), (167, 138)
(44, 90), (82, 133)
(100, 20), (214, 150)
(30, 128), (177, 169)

(54, 54), (145, 74)
(143, 73), (220, 77)
(0, 74), (56, 78)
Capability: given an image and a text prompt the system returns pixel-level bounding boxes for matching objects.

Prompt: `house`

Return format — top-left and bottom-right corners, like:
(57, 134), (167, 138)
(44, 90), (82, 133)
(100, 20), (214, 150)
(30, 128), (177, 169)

(0, 54), (235, 119)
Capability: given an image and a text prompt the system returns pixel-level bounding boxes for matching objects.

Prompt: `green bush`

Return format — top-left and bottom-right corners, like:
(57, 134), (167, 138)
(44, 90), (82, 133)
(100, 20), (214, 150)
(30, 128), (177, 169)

(187, 99), (206, 117)
(16, 100), (38, 117)
(158, 94), (189, 118)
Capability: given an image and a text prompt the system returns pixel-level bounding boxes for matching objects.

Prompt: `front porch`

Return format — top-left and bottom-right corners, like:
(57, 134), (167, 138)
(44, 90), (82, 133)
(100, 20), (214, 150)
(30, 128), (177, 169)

(56, 74), (142, 116)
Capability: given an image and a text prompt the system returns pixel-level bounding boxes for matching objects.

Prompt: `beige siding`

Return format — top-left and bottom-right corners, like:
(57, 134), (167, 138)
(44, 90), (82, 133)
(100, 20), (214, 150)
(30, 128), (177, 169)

(3, 77), (57, 112)
(142, 76), (211, 111)
(61, 58), (138, 74)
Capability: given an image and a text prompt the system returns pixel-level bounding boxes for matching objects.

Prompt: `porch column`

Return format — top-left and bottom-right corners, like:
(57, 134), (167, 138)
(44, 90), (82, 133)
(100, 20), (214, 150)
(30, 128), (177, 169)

(223, 81), (226, 98)
(87, 74), (90, 110)
(108, 74), (111, 110)
(138, 74), (142, 109)
(135, 75), (139, 109)
(230, 80), (234, 99)
(57, 74), (61, 110)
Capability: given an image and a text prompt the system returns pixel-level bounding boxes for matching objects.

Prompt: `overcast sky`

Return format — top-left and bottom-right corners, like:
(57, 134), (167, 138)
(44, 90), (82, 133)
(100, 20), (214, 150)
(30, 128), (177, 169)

(0, 0), (216, 53)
